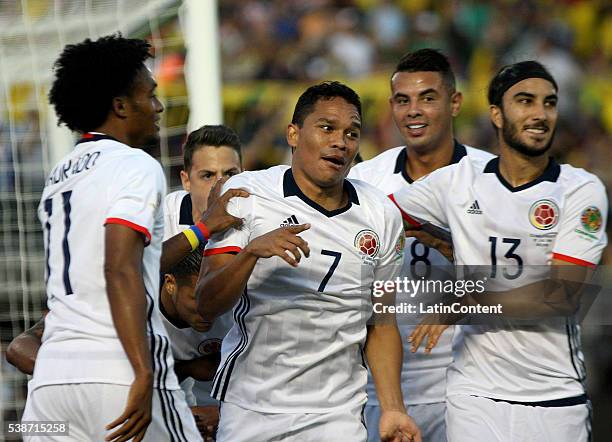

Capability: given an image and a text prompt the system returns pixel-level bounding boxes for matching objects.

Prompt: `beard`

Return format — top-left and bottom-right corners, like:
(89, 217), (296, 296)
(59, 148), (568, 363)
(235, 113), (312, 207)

(502, 115), (555, 157)
(141, 133), (160, 150)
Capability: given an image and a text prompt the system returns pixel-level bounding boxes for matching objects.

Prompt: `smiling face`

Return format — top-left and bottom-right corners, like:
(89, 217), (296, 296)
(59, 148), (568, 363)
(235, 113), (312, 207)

(491, 78), (558, 157)
(125, 66), (164, 149)
(287, 97), (361, 189)
(180, 145), (242, 214)
(389, 70), (462, 153)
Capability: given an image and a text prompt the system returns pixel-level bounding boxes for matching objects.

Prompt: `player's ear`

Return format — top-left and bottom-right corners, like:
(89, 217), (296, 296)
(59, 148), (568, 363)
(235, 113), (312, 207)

(489, 105), (503, 130)
(163, 274), (177, 298)
(287, 123), (298, 152)
(111, 96), (129, 119)
(451, 91), (463, 117)
(180, 169), (191, 193)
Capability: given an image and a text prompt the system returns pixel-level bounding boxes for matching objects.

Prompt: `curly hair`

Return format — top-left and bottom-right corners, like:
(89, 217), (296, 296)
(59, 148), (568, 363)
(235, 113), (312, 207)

(49, 34), (152, 133)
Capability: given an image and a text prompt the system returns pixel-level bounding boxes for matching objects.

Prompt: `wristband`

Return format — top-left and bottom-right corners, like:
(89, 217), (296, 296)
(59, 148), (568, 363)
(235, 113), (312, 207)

(194, 222), (210, 241)
(183, 228), (200, 251)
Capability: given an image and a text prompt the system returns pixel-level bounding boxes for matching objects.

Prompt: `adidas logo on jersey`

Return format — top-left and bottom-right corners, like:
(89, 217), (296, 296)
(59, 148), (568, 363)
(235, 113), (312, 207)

(280, 214), (299, 227)
(467, 200), (483, 215)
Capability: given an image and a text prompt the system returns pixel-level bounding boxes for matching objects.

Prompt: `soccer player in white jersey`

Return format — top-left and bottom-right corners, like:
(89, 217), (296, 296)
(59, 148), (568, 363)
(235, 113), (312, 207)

(158, 245), (223, 439)
(23, 35), (201, 441)
(392, 61), (608, 442)
(163, 124), (245, 440)
(159, 125), (246, 273)
(196, 81), (422, 442)
(349, 48), (493, 442)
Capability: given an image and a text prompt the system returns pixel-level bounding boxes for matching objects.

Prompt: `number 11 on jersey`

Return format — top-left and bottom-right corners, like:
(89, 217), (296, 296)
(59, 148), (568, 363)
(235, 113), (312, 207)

(43, 191), (74, 295)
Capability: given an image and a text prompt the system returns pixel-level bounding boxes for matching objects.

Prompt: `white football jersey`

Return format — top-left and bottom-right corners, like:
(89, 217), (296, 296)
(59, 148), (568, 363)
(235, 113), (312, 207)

(33, 133), (179, 390)
(162, 190), (233, 406)
(205, 165), (404, 413)
(349, 142), (494, 406)
(163, 189), (192, 240)
(391, 154), (608, 402)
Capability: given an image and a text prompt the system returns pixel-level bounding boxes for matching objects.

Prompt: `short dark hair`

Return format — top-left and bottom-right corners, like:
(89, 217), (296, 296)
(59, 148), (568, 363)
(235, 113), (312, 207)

(168, 244), (204, 282)
(291, 81), (362, 127)
(393, 48), (456, 93)
(183, 124), (242, 172)
(488, 61), (558, 107)
(49, 34), (152, 133)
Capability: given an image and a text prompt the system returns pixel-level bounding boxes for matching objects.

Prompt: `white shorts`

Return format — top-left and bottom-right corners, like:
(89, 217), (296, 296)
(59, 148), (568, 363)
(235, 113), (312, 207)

(365, 402), (446, 442)
(217, 402), (367, 442)
(446, 394), (590, 442)
(22, 383), (202, 441)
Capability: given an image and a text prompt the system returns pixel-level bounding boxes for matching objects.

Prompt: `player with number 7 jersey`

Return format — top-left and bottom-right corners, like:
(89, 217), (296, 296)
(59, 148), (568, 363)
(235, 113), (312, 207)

(203, 165), (403, 410)
(196, 82), (420, 442)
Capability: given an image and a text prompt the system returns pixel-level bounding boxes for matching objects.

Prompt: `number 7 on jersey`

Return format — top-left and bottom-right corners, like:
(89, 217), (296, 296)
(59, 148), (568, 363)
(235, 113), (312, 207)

(318, 250), (342, 292)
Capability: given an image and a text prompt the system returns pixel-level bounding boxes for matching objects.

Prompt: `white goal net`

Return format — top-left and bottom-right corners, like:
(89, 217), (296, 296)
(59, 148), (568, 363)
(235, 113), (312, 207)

(0, 1), (199, 439)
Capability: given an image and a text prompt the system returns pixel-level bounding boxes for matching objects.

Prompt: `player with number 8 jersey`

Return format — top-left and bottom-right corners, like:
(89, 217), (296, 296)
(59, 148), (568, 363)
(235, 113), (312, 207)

(349, 49), (494, 442)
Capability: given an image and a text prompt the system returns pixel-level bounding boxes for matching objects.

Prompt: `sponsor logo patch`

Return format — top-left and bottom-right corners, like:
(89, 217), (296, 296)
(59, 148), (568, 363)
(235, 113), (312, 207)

(466, 200), (482, 215)
(280, 214), (299, 227)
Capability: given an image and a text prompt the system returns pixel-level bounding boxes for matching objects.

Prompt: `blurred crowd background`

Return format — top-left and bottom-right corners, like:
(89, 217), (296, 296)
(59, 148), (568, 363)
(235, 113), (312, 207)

(153, 0), (612, 253)
(1, 0), (611, 439)
(214, 0), (612, 178)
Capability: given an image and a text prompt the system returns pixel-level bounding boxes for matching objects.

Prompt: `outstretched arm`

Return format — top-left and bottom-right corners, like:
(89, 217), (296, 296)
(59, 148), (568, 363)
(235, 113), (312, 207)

(409, 260), (597, 354)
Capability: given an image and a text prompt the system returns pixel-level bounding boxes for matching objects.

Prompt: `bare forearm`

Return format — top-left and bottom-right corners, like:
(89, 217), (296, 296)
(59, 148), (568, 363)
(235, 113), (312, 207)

(6, 316), (46, 375)
(106, 268), (152, 377)
(161, 232), (193, 274)
(365, 324), (405, 412)
(473, 279), (583, 318)
(196, 250), (258, 320)
(174, 352), (221, 383)
(6, 336), (39, 375)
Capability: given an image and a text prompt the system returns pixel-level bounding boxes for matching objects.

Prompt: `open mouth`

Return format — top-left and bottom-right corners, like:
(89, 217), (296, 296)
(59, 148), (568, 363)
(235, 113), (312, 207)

(322, 156), (345, 167)
(405, 123), (428, 136)
(524, 126), (548, 134)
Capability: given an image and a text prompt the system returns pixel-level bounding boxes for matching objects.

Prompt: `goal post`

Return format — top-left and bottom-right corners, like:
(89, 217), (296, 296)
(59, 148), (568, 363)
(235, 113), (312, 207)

(182, 0), (223, 129)
(0, 1), (219, 438)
